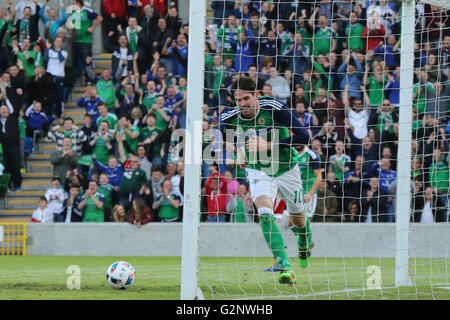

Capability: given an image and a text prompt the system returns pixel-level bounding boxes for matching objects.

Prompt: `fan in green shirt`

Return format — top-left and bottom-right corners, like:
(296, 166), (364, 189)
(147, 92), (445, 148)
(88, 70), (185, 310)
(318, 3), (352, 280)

(98, 173), (114, 212)
(312, 20), (336, 57)
(148, 96), (172, 132)
(413, 71), (435, 115)
(428, 149), (449, 193)
(152, 179), (181, 221)
(140, 81), (158, 112)
(117, 137), (148, 207)
(364, 64), (387, 107)
(90, 121), (113, 165)
(114, 114), (140, 157)
(96, 71), (118, 110)
(345, 12), (365, 51)
(96, 103), (118, 132)
(295, 16), (312, 52)
(226, 184), (253, 223)
(216, 15), (244, 60)
(78, 180), (105, 222)
(69, 5), (102, 44)
(13, 38), (37, 79)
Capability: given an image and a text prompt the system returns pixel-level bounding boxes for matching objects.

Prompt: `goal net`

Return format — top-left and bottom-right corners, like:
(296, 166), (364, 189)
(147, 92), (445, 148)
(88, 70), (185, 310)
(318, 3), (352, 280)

(181, 0), (450, 300)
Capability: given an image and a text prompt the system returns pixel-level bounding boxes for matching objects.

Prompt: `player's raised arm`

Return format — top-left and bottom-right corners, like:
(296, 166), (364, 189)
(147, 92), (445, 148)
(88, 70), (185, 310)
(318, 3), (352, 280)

(273, 105), (311, 149)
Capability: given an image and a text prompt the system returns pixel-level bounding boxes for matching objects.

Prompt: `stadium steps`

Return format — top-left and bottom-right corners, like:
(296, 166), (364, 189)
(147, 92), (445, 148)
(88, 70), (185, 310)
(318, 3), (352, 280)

(0, 55), (112, 222)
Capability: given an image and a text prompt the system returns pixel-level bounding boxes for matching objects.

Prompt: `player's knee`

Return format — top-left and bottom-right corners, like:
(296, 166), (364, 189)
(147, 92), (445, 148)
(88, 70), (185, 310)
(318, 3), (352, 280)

(290, 212), (306, 228)
(254, 195), (272, 209)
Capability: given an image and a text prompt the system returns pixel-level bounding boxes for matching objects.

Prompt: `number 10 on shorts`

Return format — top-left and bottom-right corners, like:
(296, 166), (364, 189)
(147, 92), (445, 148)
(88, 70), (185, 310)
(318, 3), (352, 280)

(293, 189), (303, 204)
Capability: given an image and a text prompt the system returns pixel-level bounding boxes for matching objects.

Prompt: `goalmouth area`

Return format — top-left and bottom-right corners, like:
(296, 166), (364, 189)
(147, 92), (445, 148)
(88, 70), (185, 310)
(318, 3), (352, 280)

(0, 222), (447, 300)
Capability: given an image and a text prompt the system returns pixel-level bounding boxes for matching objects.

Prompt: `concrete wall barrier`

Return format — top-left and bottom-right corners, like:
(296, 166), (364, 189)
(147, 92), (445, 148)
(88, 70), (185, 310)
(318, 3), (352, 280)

(25, 223), (449, 259)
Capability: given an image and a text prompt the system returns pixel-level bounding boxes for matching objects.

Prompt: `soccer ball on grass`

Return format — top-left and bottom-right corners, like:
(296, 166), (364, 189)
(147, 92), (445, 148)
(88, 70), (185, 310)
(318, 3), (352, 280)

(106, 261), (135, 289)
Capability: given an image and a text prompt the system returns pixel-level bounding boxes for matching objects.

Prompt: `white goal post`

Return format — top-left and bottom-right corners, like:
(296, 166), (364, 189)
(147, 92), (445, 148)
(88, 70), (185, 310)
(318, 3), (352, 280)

(180, 0), (207, 300)
(396, 0), (450, 287)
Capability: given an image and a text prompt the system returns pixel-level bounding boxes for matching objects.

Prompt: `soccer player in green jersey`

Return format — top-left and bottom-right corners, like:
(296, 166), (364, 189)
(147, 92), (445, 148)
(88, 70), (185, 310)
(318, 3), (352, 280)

(220, 77), (312, 285)
(295, 145), (322, 228)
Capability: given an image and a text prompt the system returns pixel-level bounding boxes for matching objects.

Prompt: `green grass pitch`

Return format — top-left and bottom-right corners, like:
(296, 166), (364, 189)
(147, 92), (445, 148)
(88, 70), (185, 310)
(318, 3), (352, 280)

(0, 256), (449, 300)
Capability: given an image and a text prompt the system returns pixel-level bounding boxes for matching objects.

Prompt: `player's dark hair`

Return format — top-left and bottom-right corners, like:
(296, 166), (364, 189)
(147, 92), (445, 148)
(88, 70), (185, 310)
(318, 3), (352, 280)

(39, 196), (47, 203)
(231, 76), (258, 94)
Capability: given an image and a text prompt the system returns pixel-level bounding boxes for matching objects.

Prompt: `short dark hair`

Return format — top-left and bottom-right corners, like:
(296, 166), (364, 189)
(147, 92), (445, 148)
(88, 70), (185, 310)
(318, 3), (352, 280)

(152, 166), (162, 173)
(39, 196), (47, 202)
(63, 117), (74, 123)
(231, 77), (258, 94)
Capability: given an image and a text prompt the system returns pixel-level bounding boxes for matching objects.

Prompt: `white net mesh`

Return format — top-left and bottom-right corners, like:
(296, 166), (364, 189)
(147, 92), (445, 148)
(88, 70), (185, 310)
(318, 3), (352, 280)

(193, 0), (449, 299)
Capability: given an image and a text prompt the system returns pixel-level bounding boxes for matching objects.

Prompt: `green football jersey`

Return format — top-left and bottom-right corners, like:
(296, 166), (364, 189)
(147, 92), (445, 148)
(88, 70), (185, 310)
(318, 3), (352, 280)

(140, 126), (162, 156)
(295, 26), (312, 52)
(367, 76), (386, 107)
(313, 27), (335, 56)
(413, 82), (434, 114)
(216, 25), (244, 58)
(329, 153), (352, 182)
(345, 23), (365, 51)
(70, 8), (98, 44)
(81, 192), (105, 222)
(96, 113), (118, 131)
(142, 92), (158, 112)
(96, 80), (117, 109)
(92, 132), (112, 165)
(220, 97), (309, 177)
(17, 50), (37, 78)
(118, 126), (140, 157)
(97, 184), (113, 209)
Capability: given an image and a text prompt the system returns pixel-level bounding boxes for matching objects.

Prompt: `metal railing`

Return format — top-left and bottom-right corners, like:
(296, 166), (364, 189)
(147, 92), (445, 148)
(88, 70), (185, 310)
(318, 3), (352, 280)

(0, 223), (27, 255)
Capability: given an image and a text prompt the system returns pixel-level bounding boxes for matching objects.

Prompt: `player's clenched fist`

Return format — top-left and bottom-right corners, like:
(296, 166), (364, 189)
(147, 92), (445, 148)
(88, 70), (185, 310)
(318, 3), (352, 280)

(246, 136), (272, 152)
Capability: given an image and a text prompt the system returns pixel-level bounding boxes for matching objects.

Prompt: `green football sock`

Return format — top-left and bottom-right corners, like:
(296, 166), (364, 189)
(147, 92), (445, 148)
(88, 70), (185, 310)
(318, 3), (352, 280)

(291, 216), (312, 249)
(259, 211), (291, 269)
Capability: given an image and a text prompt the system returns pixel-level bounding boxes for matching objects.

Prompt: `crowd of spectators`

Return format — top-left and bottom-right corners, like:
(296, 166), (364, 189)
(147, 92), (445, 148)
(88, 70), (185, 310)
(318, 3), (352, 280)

(0, 0), (449, 225)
